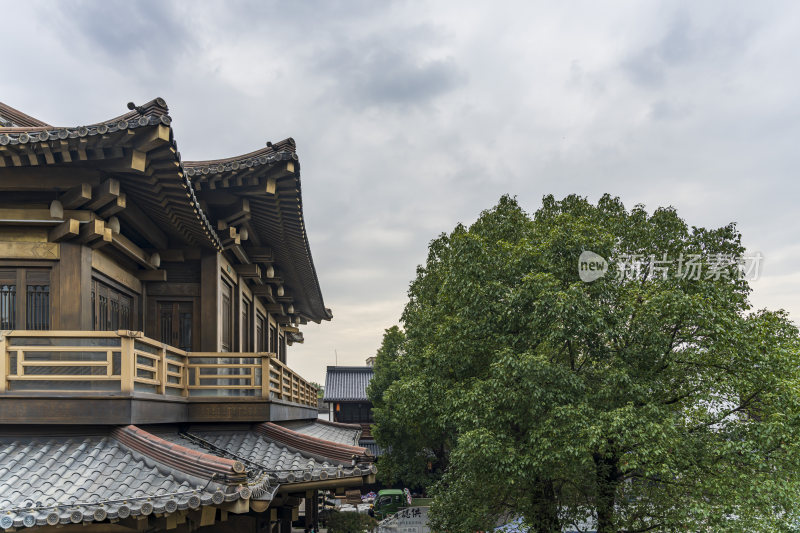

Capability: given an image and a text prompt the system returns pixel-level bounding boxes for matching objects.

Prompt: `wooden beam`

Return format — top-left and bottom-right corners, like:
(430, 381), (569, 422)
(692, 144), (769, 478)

(237, 176), (277, 196)
(0, 168), (102, 190)
(109, 231), (157, 270)
(219, 198), (251, 227)
(245, 246), (273, 263)
(131, 150), (147, 172)
(136, 270), (167, 281)
(233, 264), (261, 278)
(159, 249), (185, 262)
(97, 193), (126, 218)
(252, 285), (273, 299)
(89, 227), (113, 249)
(265, 303), (285, 315)
(59, 183), (92, 209)
(230, 244), (249, 264)
(118, 203), (169, 250)
(0, 209), (93, 225)
(86, 178), (120, 211)
(48, 219), (80, 242)
(133, 124), (170, 152)
(76, 219), (106, 244)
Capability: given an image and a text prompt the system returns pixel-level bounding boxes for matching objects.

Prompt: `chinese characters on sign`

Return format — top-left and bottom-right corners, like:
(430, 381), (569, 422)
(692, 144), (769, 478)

(579, 251), (763, 283)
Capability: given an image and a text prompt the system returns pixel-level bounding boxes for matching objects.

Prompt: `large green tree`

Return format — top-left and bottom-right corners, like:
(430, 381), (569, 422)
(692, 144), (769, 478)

(372, 195), (800, 532)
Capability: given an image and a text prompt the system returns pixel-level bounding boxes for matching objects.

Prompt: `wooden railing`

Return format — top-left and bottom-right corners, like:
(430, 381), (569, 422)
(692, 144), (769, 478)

(0, 330), (318, 406)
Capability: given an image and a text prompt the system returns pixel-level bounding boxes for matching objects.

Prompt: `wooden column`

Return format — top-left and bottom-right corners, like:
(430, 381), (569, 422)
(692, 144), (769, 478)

(261, 356), (270, 399)
(120, 335), (134, 394)
(57, 242), (92, 329)
(312, 490), (319, 531)
(304, 491), (314, 531)
(0, 335), (7, 393)
(200, 252), (220, 351)
(278, 507), (292, 533)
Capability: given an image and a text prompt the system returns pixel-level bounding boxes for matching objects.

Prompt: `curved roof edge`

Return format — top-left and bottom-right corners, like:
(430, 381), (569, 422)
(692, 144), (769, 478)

(256, 422), (372, 464)
(0, 98), (223, 251)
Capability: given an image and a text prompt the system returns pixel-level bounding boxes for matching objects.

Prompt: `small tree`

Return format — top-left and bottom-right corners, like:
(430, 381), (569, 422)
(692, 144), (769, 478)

(326, 510), (377, 533)
(374, 194), (800, 532)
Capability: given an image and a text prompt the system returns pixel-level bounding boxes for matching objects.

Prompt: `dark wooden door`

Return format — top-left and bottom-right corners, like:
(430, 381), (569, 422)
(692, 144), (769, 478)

(158, 301), (193, 351)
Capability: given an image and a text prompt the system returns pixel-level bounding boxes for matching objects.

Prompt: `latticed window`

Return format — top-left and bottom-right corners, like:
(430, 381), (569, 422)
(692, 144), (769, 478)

(91, 278), (136, 331)
(0, 268), (50, 330)
(269, 324), (278, 354)
(241, 297), (252, 351)
(221, 280), (233, 352)
(256, 312), (266, 352)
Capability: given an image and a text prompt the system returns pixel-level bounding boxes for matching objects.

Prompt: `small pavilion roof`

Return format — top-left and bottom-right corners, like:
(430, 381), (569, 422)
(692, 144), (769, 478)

(323, 366), (374, 402)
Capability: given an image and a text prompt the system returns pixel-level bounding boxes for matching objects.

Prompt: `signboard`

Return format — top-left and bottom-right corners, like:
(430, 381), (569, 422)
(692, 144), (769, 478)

(376, 507), (429, 533)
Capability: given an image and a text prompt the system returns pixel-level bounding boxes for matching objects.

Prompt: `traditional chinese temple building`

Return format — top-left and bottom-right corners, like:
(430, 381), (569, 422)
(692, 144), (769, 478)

(323, 365), (379, 456)
(0, 98), (375, 532)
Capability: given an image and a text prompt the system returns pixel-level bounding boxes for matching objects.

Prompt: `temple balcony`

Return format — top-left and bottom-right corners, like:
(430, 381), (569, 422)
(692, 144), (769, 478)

(0, 330), (320, 425)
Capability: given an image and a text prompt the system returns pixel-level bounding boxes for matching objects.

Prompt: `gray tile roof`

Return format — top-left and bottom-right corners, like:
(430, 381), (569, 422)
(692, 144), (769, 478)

(279, 420), (361, 446)
(323, 366), (374, 402)
(0, 424), (377, 530)
(0, 435), (226, 530)
(359, 440), (383, 457)
(158, 430), (373, 486)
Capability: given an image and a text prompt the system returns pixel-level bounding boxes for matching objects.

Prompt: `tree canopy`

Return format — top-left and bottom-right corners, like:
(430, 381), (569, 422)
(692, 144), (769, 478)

(369, 194), (800, 533)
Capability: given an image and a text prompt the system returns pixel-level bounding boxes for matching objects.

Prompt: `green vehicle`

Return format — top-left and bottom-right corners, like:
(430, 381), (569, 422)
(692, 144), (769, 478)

(372, 489), (432, 520)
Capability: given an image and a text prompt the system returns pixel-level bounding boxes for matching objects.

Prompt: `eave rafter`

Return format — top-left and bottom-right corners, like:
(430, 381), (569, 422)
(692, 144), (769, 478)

(0, 98), (223, 252)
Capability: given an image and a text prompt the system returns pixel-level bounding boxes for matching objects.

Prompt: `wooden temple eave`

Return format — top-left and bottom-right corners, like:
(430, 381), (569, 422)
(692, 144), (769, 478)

(0, 108), (224, 253)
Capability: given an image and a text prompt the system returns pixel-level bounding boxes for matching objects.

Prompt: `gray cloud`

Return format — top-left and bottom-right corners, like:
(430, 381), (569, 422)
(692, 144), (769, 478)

(313, 27), (466, 108)
(3, 1), (800, 382)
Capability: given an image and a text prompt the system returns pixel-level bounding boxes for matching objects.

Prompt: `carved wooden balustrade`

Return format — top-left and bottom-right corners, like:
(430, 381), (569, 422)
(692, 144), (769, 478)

(0, 330), (318, 407)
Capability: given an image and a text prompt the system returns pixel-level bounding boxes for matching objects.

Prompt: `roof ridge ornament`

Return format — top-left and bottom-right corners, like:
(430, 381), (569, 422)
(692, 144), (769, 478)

(126, 102), (146, 115)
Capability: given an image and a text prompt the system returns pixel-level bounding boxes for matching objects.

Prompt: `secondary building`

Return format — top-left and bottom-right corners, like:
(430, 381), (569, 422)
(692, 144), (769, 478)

(323, 363), (379, 456)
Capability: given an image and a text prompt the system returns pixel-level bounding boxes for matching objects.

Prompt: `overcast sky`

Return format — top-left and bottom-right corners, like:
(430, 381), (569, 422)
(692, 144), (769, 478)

(4, 1), (800, 383)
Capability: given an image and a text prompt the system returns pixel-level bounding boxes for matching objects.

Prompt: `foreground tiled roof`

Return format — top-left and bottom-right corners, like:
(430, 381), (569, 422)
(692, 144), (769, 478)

(279, 419), (362, 446)
(156, 427), (375, 486)
(0, 432), (239, 530)
(324, 366), (374, 402)
(0, 423), (377, 530)
(255, 422), (371, 464)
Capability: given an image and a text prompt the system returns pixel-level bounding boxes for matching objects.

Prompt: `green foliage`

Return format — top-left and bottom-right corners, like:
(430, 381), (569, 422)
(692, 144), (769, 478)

(372, 194), (800, 533)
(325, 510), (377, 533)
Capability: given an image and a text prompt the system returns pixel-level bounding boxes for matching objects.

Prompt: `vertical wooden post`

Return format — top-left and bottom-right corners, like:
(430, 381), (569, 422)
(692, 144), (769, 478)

(279, 365), (285, 400)
(304, 490), (313, 531)
(182, 354), (189, 398)
(158, 344), (166, 395)
(0, 334), (7, 393)
(261, 355), (269, 399)
(120, 335), (134, 394)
